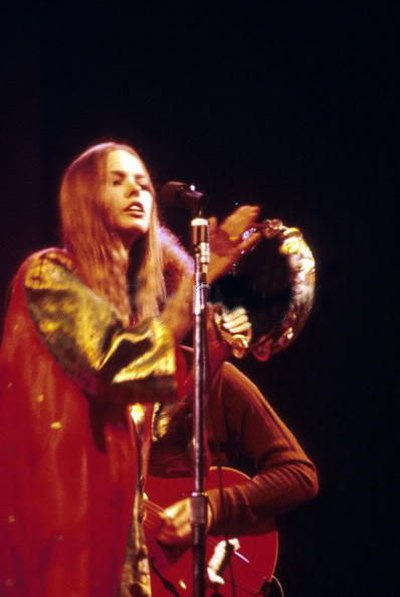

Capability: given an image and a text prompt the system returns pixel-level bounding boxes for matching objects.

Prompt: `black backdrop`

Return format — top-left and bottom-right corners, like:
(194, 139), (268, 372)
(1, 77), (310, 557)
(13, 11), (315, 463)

(1, 4), (396, 596)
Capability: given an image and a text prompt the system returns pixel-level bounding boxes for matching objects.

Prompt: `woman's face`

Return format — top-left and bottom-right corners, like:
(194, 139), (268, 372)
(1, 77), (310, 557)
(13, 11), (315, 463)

(103, 149), (154, 245)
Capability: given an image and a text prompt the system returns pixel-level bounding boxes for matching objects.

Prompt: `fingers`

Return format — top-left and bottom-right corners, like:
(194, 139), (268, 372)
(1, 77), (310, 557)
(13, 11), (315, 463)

(207, 205), (261, 283)
(220, 205), (260, 238)
(213, 306), (253, 359)
(218, 204), (263, 257)
(157, 497), (213, 548)
(236, 229), (262, 254)
(220, 307), (252, 335)
(157, 500), (192, 547)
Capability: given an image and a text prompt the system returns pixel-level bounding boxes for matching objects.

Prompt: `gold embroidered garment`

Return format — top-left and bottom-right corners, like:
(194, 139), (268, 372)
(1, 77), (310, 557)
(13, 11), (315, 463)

(25, 249), (177, 396)
(0, 247), (178, 597)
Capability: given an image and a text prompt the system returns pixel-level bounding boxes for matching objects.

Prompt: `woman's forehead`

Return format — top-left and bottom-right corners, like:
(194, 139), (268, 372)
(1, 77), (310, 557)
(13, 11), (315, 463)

(106, 149), (146, 176)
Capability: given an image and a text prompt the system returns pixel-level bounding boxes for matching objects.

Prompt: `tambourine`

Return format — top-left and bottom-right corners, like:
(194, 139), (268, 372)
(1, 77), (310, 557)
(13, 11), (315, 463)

(210, 219), (316, 361)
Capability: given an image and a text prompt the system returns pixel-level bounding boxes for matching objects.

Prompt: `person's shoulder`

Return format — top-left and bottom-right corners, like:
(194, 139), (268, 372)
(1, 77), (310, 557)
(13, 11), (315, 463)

(24, 247), (73, 268)
(220, 360), (272, 410)
(22, 248), (76, 289)
(222, 360), (260, 392)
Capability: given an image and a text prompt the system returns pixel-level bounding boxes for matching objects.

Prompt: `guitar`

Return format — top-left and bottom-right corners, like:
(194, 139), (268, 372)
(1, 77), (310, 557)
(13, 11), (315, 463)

(145, 467), (279, 596)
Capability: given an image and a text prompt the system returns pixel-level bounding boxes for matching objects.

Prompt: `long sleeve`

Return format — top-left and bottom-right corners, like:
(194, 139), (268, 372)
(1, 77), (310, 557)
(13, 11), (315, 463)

(205, 361), (318, 536)
(23, 249), (177, 398)
(150, 359), (318, 537)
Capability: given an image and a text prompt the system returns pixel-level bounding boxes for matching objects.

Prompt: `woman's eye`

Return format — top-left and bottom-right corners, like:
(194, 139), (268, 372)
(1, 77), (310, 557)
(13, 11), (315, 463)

(137, 179), (150, 191)
(112, 179), (122, 186)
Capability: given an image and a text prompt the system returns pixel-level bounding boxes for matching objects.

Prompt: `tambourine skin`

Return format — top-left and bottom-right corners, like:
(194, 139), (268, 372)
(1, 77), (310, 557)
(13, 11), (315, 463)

(210, 219), (316, 362)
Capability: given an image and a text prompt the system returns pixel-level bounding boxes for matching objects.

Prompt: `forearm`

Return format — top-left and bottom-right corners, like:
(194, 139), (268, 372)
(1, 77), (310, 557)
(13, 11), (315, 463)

(205, 361), (318, 535)
(207, 459), (318, 536)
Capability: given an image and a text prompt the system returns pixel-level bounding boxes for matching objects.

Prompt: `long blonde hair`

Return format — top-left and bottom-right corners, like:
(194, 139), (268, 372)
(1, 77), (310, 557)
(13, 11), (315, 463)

(59, 141), (166, 325)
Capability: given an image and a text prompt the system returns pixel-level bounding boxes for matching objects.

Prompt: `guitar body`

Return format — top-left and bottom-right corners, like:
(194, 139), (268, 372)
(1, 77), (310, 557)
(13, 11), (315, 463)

(145, 467), (278, 596)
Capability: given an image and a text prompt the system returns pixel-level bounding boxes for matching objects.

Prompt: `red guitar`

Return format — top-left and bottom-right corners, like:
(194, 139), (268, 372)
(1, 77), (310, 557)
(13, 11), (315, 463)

(145, 467), (279, 596)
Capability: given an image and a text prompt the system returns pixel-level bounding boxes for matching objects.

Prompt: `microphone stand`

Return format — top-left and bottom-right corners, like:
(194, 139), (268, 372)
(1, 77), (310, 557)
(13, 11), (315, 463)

(190, 204), (210, 597)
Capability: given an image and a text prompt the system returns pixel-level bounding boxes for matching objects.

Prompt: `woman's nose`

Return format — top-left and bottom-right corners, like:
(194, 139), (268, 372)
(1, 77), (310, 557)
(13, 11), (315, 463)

(126, 178), (141, 196)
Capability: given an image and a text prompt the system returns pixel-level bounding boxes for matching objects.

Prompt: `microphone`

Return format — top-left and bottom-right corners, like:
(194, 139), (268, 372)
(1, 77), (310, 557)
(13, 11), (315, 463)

(159, 181), (206, 211)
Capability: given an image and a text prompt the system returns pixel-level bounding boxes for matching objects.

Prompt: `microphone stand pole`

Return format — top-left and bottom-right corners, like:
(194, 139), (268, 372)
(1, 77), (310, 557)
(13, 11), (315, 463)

(190, 205), (210, 597)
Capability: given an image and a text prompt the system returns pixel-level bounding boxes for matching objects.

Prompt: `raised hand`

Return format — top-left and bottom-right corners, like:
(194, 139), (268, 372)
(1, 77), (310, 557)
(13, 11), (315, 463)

(208, 205), (261, 283)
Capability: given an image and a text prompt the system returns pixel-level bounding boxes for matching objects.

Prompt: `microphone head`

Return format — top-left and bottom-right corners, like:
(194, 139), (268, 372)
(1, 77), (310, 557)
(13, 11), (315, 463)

(159, 181), (206, 210)
(159, 181), (188, 207)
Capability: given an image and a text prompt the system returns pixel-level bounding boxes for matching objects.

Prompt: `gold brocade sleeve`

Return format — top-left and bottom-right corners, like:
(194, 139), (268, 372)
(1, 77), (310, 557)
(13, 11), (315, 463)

(24, 250), (176, 397)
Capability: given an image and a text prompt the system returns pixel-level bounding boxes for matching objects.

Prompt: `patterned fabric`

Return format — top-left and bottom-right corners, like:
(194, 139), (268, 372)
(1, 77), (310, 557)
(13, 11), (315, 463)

(0, 248), (177, 597)
(119, 474), (152, 597)
(119, 405), (153, 597)
(25, 249), (176, 394)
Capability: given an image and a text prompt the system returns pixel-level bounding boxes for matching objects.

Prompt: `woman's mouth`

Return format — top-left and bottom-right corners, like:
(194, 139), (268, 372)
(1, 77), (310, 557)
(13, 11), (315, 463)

(125, 202), (144, 216)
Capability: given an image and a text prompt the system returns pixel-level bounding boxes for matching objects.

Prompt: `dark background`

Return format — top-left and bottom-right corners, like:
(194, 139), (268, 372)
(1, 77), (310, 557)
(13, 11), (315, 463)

(1, 4), (397, 596)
